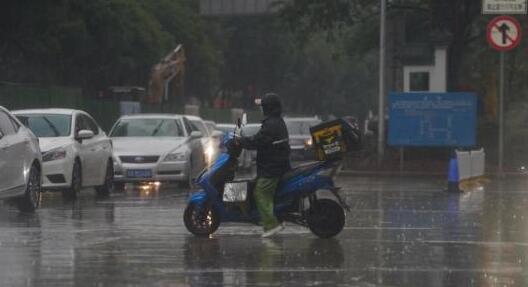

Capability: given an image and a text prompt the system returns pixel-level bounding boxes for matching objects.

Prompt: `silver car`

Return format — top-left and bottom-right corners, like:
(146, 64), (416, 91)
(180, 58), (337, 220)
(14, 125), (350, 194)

(285, 117), (322, 162)
(216, 123), (236, 134)
(240, 123), (260, 170)
(109, 114), (206, 188)
(217, 123), (254, 170)
(0, 106), (42, 212)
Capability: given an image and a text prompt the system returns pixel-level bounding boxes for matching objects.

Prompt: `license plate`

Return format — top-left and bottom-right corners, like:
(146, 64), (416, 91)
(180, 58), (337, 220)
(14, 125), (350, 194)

(127, 169), (152, 178)
(223, 182), (248, 202)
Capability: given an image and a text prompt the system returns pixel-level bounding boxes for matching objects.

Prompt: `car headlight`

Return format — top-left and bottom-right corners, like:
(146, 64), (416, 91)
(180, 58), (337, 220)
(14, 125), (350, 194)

(164, 152), (186, 162)
(304, 138), (313, 148)
(205, 144), (215, 158)
(42, 148), (67, 162)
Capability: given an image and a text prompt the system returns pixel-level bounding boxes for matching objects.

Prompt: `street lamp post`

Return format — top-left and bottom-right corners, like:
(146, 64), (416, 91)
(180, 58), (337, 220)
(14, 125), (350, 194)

(378, 0), (387, 164)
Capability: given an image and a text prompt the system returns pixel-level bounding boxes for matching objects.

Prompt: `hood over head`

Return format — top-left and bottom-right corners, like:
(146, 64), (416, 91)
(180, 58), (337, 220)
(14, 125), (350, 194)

(261, 93), (282, 117)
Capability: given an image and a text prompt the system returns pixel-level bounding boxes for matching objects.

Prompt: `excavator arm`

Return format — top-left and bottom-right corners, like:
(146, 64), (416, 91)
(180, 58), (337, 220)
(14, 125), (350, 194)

(146, 44), (186, 104)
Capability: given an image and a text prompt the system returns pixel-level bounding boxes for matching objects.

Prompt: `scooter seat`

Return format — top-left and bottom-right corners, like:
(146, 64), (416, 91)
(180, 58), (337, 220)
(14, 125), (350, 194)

(282, 161), (322, 181)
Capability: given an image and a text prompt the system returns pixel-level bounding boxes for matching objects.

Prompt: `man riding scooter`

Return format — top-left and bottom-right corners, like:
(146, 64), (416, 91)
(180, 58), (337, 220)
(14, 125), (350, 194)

(237, 93), (291, 238)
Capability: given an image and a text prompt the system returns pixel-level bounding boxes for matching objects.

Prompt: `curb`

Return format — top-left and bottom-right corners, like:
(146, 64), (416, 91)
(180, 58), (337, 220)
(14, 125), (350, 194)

(339, 170), (528, 177)
(339, 170), (444, 177)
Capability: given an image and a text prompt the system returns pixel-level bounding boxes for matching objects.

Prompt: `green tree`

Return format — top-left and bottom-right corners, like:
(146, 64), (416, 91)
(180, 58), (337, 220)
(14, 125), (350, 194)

(0, 0), (221, 99)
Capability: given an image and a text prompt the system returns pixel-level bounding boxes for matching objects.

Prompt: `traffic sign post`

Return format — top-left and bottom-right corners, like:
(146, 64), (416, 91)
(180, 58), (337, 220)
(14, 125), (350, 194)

(487, 16), (522, 175)
(499, 51), (505, 176)
(487, 16), (521, 51)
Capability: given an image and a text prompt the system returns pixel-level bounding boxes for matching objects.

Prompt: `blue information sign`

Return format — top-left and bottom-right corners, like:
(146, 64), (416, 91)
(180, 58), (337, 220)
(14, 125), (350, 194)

(388, 92), (477, 147)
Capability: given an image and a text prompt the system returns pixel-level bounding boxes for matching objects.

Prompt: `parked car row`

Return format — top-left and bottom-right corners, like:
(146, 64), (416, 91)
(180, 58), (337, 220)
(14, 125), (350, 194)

(0, 105), (227, 212)
(0, 103), (322, 213)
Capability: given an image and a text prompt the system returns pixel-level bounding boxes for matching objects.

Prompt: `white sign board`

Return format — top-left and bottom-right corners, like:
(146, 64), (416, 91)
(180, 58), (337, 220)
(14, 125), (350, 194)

(483, 0), (527, 14)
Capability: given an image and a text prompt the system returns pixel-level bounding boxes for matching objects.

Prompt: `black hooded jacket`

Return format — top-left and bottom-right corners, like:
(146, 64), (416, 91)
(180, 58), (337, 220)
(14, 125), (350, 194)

(239, 95), (291, 177)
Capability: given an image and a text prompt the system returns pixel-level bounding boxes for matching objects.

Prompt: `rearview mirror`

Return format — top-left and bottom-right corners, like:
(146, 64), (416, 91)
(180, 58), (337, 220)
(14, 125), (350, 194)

(76, 130), (94, 141)
(242, 113), (247, 126)
(190, 131), (202, 139)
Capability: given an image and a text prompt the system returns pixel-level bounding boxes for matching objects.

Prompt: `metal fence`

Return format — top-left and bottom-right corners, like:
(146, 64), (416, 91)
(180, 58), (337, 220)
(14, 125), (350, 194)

(0, 83), (120, 132)
(0, 83), (261, 132)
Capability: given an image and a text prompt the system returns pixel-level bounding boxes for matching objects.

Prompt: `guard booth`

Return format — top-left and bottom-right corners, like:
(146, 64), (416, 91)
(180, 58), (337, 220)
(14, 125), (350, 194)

(107, 86), (144, 115)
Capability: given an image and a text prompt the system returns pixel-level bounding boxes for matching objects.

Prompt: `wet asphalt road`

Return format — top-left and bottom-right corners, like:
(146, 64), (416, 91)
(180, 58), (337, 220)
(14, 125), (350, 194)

(1, 176), (528, 286)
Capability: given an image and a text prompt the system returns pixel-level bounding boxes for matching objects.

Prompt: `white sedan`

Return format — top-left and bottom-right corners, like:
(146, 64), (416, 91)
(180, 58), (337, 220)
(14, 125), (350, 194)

(109, 114), (206, 188)
(0, 106), (42, 212)
(14, 109), (114, 198)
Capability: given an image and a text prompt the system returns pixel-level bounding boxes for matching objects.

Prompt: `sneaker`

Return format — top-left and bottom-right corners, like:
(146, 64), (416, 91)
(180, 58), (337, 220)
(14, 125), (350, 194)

(262, 223), (285, 238)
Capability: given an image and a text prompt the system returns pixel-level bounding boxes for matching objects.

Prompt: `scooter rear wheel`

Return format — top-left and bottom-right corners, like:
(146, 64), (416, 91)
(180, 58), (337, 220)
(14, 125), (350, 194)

(184, 203), (220, 237)
(307, 198), (345, 238)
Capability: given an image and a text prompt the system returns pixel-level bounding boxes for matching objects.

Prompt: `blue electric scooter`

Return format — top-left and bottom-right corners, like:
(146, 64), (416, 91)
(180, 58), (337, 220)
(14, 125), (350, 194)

(183, 117), (350, 238)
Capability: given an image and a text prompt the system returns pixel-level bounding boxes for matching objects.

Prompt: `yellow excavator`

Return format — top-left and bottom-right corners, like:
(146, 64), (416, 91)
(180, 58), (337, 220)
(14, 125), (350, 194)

(146, 44), (186, 104)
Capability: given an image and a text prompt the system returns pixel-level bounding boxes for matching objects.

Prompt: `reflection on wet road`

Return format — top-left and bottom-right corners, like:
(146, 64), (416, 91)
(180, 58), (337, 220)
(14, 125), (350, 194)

(1, 176), (528, 286)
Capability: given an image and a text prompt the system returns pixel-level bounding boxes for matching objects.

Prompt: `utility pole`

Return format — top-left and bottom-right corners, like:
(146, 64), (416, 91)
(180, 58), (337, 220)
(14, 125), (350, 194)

(378, 0), (387, 164)
(498, 51), (504, 176)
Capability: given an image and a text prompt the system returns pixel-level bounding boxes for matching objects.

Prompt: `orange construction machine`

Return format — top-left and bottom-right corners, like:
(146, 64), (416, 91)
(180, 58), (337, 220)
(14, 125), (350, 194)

(146, 45), (186, 104)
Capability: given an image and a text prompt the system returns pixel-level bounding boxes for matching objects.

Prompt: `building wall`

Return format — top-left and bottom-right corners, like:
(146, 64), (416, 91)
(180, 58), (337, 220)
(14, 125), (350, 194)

(403, 48), (447, 92)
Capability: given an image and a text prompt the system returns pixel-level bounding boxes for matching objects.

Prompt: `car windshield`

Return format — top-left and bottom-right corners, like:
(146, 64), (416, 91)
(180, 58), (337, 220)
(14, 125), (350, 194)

(110, 118), (184, 137)
(242, 125), (260, 136)
(190, 120), (210, 136)
(16, 114), (71, 137)
(286, 120), (321, 135)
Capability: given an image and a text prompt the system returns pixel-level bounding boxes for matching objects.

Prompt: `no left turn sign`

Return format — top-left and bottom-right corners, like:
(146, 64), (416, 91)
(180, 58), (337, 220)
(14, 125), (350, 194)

(487, 16), (522, 51)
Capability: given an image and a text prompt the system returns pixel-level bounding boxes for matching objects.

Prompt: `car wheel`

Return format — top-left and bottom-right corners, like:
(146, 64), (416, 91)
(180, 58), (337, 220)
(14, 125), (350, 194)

(63, 160), (81, 200)
(17, 165), (41, 212)
(95, 160), (113, 197)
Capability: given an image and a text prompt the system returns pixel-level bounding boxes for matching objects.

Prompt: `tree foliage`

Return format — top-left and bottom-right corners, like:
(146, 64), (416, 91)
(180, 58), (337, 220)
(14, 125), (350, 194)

(0, 0), (220, 98)
(277, 0), (485, 90)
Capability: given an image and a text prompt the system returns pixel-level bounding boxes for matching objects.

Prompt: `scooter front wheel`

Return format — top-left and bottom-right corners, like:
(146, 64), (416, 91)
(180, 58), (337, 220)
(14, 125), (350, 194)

(307, 199), (345, 238)
(184, 203), (220, 237)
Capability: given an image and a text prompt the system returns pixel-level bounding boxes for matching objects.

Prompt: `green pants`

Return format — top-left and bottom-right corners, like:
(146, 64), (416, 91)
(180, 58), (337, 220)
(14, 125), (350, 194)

(254, 177), (280, 231)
